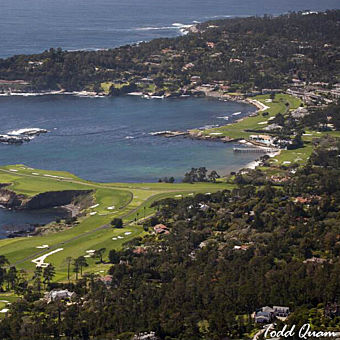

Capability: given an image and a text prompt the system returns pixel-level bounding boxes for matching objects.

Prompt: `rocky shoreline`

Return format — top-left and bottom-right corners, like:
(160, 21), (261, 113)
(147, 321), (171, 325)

(0, 128), (48, 145)
(0, 188), (94, 238)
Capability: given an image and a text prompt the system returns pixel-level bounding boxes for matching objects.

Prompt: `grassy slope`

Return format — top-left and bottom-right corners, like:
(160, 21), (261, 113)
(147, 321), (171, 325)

(202, 94), (301, 139)
(0, 165), (231, 281)
(202, 94), (316, 168)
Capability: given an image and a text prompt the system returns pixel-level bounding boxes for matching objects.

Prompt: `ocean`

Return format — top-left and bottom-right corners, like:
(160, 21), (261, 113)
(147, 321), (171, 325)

(0, 0), (339, 58)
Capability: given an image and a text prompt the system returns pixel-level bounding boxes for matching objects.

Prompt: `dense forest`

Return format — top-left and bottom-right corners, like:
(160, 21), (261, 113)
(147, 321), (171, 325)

(0, 138), (339, 339)
(0, 10), (339, 93)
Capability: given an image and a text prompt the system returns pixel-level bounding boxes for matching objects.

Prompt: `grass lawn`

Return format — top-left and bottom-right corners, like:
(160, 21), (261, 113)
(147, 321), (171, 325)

(269, 143), (313, 167)
(0, 165), (230, 281)
(101, 82), (130, 94)
(201, 94), (301, 139)
(0, 293), (20, 318)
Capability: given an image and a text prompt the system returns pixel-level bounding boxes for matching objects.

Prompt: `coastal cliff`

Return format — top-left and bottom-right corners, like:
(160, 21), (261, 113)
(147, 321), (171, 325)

(0, 188), (26, 208)
(0, 187), (93, 212)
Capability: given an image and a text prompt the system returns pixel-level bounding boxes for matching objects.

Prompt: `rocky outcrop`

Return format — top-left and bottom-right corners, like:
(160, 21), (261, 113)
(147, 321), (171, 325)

(0, 183), (11, 189)
(0, 188), (25, 208)
(0, 134), (29, 144)
(0, 187), (93, 211)
(23, 190), (93, 210)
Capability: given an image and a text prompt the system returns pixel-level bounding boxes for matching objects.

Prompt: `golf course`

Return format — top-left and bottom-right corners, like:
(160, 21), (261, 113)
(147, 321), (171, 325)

(0, 165), (231, 281)
(0, 94), (329, 282)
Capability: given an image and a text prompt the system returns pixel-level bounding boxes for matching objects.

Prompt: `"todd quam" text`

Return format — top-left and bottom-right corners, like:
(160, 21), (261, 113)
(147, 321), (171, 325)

(264, 324), (339, 339)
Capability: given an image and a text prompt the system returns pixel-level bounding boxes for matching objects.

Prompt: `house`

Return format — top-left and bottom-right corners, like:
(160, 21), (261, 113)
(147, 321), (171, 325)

(161, 48), (173, 54)
(190, 76), (201, 84)
(99, 275), (113, 287)
(324, 303), (340, 318)
(199, 203), (209, 211)
(229, 58), (243, 63)
(233, 244), (251, 251)
(255, 314), (272, 323)
(255, 307), (275, 323)
(138, 77), (154, 84)
(249, 134), (274, 146)
(264, 123), (283, 131)
(220, 85), (230, 91)
(254, 306), (290, 323)
(262, 306), (275, 314)
(303, 257), (327, 264)
(295, 196), (312, 204)
(273, 306), (290, 317)
(262, 89), (282, 94)
(270, 175), (290, 183)
(182, 62), (195, 71)
(133, 246), (147, 254)
(46, 289), (75, 303)
(153, 224), (170, 234)
(291, 107), (309, 118)
(133, 332), (159, 340)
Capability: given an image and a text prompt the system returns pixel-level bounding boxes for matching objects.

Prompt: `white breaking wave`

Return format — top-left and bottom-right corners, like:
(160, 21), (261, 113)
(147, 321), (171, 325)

(135, 26), (175, 31)
(172, 23), (193, 28)
(7, 128), (47, 136)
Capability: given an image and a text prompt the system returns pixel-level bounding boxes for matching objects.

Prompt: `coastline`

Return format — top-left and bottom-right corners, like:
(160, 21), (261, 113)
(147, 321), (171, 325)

(0, 88), (273, 174)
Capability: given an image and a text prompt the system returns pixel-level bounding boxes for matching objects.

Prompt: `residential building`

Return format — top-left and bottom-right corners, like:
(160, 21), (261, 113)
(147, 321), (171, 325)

(46, 289), (75, 303)
(153, 224), (170, 234)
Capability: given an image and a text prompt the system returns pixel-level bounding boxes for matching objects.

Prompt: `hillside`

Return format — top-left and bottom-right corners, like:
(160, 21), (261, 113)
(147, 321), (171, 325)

(0, 11), (339, 95)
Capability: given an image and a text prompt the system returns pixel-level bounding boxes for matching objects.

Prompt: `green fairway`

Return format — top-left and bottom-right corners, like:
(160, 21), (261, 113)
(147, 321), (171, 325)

(269, 143), (313, 167)
(201, 94), (302, 139)
(0, 165), (231, 281)
(0, 294), (20, 318)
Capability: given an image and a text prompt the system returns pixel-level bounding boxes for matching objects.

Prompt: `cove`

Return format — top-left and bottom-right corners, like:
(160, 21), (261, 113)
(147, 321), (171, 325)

(0, 95), (257, 183)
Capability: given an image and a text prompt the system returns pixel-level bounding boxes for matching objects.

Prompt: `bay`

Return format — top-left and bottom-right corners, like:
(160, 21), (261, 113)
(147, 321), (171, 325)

(0, 95), (257, 182)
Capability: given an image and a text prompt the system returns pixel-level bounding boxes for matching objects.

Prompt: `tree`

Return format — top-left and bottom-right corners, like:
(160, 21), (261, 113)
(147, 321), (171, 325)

(198, 167), (208, 182)
(74, 256), (88, 278)
(66, 257), (73, 282)
(0, 255), (9, 287)
(43, 264), (56, 287)
(33, 266), (43, 294)
(208, 170), (220, 182)
(108, 249), (120, 264)
(14, 269), (28, 295)
(73, 260), (80, 281)
(94, 248), (106, 264)
(111, 218), (123, 228)
(6, 266), (17, 291)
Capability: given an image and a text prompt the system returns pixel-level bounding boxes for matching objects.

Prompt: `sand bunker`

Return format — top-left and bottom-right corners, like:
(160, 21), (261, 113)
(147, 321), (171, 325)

(32, 248), (64, 267)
